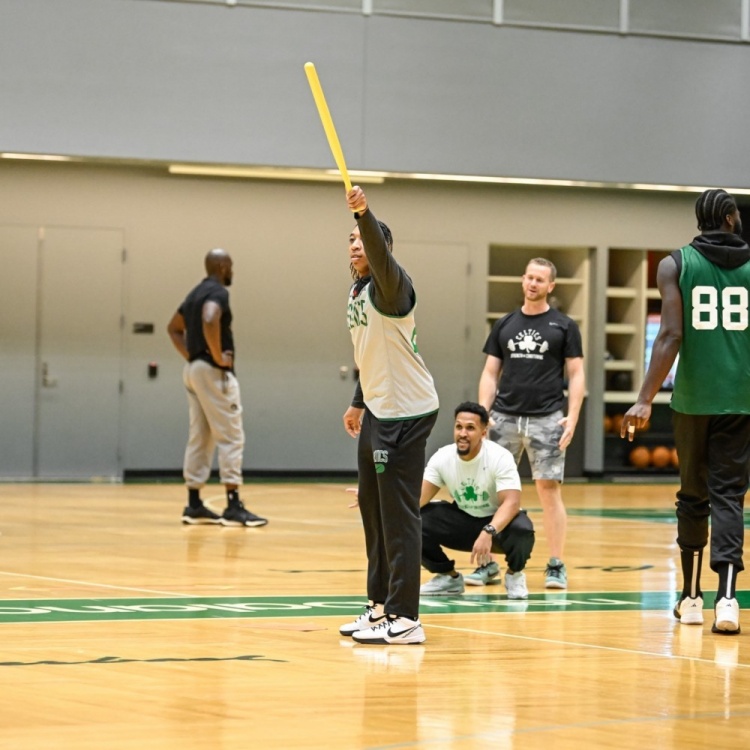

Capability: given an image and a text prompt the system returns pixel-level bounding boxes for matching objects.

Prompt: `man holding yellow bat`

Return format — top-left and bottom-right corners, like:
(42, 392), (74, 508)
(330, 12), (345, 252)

(338, 186), (439, 645)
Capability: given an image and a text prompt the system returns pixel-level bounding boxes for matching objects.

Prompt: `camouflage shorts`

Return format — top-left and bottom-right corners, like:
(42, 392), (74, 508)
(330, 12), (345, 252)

(489, 409), (565, 481)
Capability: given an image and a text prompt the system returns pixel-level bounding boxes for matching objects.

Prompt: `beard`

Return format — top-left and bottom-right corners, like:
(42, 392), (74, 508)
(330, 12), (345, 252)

(524, 289), (545, 302)
(456, 444), (470, 456)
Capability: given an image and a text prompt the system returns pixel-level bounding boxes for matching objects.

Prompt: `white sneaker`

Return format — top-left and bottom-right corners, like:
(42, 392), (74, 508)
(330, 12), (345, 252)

(504, 570), (528, 600)
(420, 573), (464, 596)
(352, 616), (426, 645)
(674, 595), (704, 625)
(712, 597), (740, 634)
(339, 604), (386, 636)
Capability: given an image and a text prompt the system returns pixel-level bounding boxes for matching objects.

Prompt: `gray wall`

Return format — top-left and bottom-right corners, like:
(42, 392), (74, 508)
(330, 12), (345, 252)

(2, 0), (750, 187)
(0, 160), (699, 475)
(1, 0), (747, 476)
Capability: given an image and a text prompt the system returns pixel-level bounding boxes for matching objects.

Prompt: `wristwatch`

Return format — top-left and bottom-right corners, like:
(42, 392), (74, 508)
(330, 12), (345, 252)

(482, 524), (497, 536)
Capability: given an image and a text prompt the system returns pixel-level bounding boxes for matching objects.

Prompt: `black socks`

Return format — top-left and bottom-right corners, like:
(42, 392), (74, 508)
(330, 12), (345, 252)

(680, 548), (703, 599)
(190, 487), (242, 508)
(188, 488), (201, 509)
(716, 563), (738, 602)
(680, 549), (739, 604)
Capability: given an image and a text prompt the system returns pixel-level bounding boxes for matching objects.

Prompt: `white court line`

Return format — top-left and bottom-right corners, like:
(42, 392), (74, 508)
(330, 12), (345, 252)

(0, 570), (192, 598)
(427, 622), (750, 668)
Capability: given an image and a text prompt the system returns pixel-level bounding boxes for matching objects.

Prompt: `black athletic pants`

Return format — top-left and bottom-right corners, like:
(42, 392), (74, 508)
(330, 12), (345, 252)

(672, 411), (749, 573)
(421, 501), (535, 574)
(357, 408), (438, 620)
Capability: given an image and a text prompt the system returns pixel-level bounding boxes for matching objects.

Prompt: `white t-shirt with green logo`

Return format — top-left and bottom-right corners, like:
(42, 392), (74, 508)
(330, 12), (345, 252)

(423, 440), (521, 518)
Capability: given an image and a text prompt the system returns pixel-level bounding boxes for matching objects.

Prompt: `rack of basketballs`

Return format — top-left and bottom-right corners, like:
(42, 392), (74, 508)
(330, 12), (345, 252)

(603, 412), (679, 473)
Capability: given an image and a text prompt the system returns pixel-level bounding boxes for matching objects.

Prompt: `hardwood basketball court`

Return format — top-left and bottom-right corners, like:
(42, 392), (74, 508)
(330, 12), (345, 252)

(1, 481), (748, 749)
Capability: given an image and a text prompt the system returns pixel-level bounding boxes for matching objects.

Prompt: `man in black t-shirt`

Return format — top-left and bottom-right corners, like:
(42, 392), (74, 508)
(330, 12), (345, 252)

(478, 258), (585, 590)
(167, 248), (267, 528)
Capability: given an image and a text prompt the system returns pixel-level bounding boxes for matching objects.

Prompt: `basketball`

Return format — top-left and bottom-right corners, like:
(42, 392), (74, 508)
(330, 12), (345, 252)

(629, 445), (651, 468)
(651, 445), (671, 468)
(603, 415), (613, 433)
(671, 447), (679, 468)
(611, 413), (625, 435)
(609, 372), (632, 392)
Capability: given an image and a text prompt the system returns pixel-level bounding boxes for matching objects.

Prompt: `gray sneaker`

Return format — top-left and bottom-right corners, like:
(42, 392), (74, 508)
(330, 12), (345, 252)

(420, 573), (464, 596)
(465, 561), (500, 586)
(545, 558), (567, 589)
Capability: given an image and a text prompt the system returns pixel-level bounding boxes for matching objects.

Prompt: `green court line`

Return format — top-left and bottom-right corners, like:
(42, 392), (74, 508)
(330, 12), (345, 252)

(564, 508), (750, 527)
(1, 591), (748, 624)
(566, 508), (677, 522)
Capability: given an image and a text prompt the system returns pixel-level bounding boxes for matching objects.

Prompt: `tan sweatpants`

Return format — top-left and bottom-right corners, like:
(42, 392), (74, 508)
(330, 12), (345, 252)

(182, 359), (245, 488)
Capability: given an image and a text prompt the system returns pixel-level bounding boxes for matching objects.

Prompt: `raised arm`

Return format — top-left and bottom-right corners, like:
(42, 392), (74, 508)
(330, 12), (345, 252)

(346, 186), (413, 316)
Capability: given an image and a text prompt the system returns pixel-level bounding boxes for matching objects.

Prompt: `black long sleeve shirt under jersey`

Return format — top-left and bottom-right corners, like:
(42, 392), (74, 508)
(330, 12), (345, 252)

(350, 207), (415, 408)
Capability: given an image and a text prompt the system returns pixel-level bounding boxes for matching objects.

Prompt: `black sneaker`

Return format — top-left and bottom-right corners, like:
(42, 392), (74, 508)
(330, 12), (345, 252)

(181, 504), (221, 525)
(221, 501), (268, 527)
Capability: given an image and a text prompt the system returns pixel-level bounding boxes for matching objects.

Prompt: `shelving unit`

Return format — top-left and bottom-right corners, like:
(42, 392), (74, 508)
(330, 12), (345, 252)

(603, 402), (679, 477)
(487, 245), (591, 348)
(603, 248), (677, 475)
(604, 248), (645, 399)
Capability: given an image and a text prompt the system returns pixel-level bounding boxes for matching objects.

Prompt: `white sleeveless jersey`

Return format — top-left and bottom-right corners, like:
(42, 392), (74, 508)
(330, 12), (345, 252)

(347, 283), (439, 420)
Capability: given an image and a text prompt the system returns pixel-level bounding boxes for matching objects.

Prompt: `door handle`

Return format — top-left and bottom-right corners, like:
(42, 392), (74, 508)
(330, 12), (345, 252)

(41, 362), (58, 388)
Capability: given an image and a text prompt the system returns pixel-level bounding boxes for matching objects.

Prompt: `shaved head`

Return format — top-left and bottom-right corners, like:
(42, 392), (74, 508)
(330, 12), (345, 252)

(205, 248), (231, 273)
(204, 248), (233, 286)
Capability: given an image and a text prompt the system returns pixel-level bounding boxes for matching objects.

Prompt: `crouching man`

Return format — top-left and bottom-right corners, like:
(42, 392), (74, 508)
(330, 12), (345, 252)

(420, 402), (535, 599)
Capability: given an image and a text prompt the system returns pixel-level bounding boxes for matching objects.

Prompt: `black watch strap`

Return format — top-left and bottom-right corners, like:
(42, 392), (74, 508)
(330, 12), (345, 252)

(482, 524), (497, 536)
